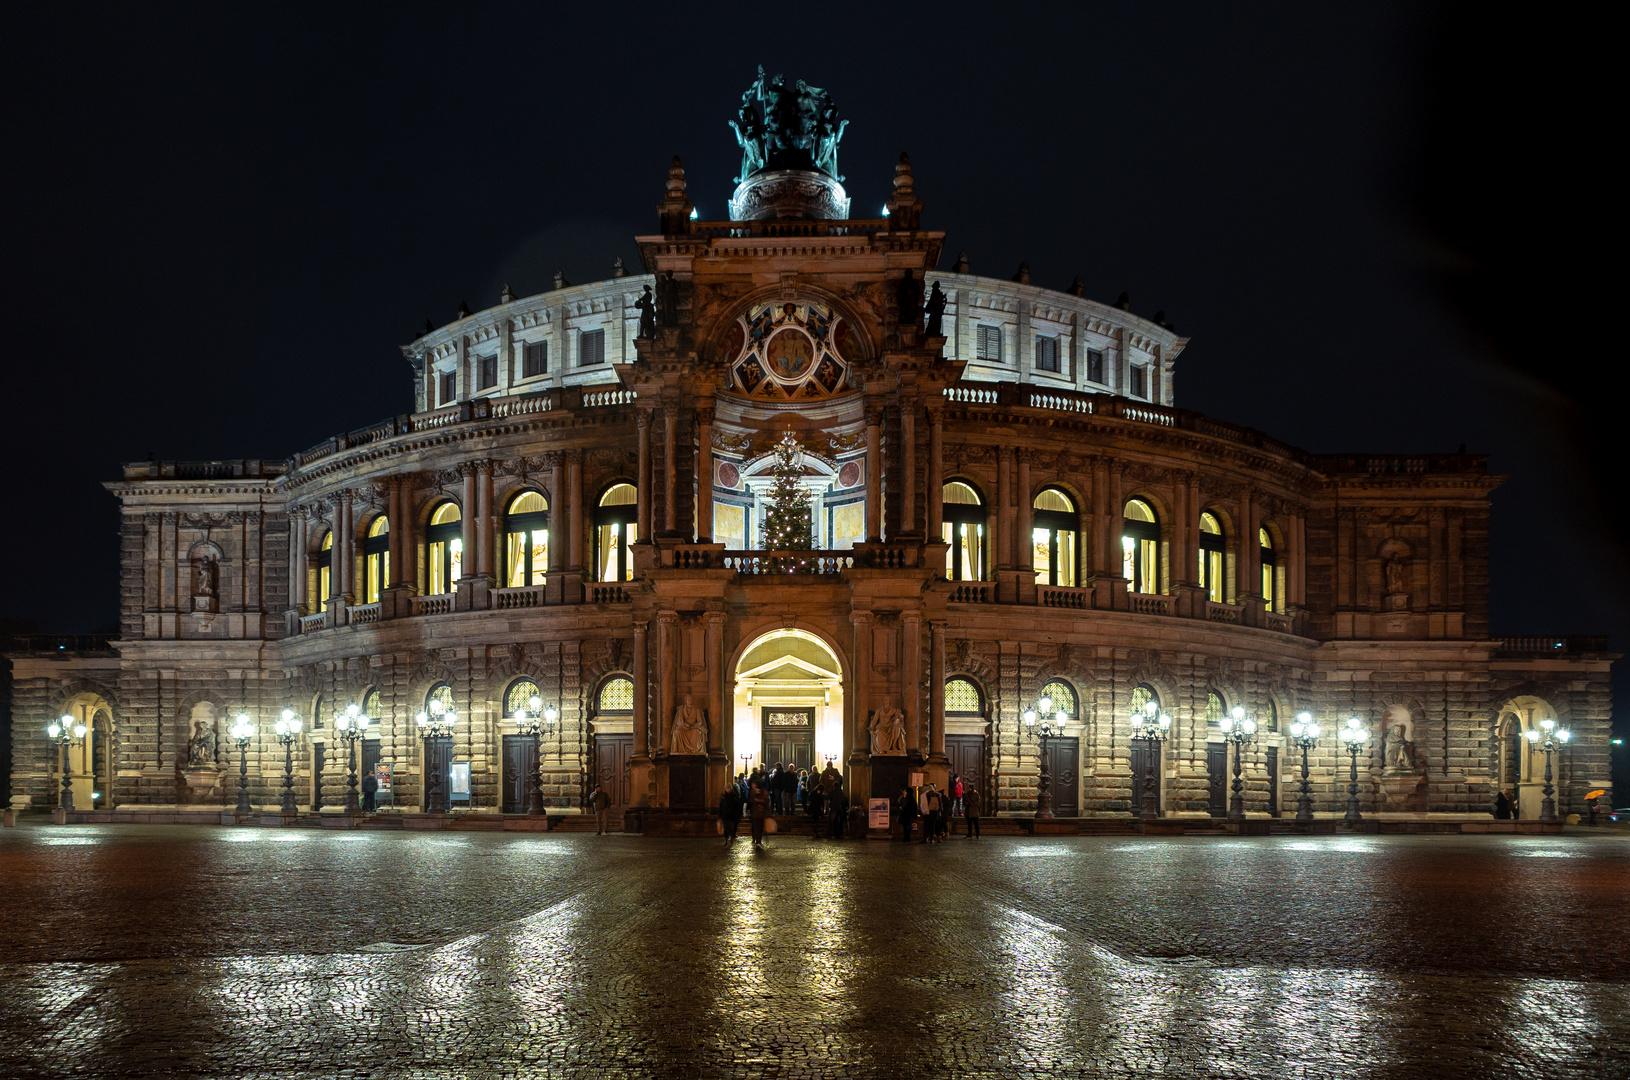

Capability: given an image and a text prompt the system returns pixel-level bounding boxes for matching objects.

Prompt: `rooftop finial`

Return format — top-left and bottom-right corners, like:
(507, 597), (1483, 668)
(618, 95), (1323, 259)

(885, 151), (923, 230)
(553, 270), (570, 291)
(953, 251), (971, 274)
(659, 156), (696, 233)
(1013, 262), (1031, 285)
(499, 283), (516, 304)
(611, 257), (627, 279)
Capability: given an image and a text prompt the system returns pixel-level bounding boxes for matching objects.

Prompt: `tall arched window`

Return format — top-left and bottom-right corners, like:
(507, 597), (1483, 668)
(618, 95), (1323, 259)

(361, 688), (382, 721)
(1032, 488), (1077, 586)
(363, 516), (390, 603)
(426, 683), (455, 716)
(1259, 527), (1279, 612)
(1263, 698), (1279, 732)
(312, 693), (325, 730)
(1199, 512), (1225, 603)
(1122, 498), (1160, 594)
(1205, 691), (1226, 729)
(1130, 684), (1158, 720)
(426, 503), (462, 595)
(1040, 680), (1076, 721)
(316, 531), (332, 611)
(597, 676), (634, 715)
(595, 484), (637, 582)
(942, 481), (986, 582)
(505, 678), (541, 717)
(504, 491), (549, 588)
(945, 677), (983, 716)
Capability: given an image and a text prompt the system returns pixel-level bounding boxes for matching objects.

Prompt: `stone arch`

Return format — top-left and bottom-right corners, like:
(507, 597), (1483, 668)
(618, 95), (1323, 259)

(701, 281), (877, 368)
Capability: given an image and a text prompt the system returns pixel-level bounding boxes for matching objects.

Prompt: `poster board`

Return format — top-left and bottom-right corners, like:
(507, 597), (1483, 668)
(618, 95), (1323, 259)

(450, 761), (471, 804)
(868, 798), (891, 828)
(374, 762), (393, 806)
(909, 772), (924, 788)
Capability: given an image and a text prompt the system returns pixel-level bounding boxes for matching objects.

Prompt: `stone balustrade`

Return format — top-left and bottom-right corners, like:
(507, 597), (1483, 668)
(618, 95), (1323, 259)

(492, 585), (547, 610)
(348, 602), (381, 626)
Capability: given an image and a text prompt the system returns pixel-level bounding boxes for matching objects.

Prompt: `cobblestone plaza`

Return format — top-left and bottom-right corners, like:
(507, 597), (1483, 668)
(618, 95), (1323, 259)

(1, 824), (1625, 1078)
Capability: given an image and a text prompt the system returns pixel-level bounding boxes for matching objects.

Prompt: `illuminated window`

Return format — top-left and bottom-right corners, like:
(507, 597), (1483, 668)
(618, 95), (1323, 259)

(312, 693), (325, 730)
(504, 491), (549, 588)
(714, 503), (746, 550)
(941, 481), (985, 582)
(426, 502), (462, 595)
(361, 689), (382, 722)
(945, 678), (982, 715)
(595, 484), (637, 582)
(1130, 684), (1159, 721)
(426, 683), (454, 716)
(1264, 698), (1279, 732)
(1205, 691), (1226, 728)
(315, 531), (332, 611)
(505, 679), (541, 717)
(1259, 527), (1279, 612)
(1122, 499), (1160, 593)
(1199, 512), (1225, 603)
(828, 501), (863, 549)
(1032, 487), (1077, 586)
(1040, 680), (1076, 719)
(363, 515), (390, 603)
(598, 676), (633, 714)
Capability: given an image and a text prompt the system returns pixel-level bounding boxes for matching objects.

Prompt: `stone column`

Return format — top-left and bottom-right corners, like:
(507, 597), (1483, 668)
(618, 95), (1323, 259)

(901, 402), (916, 534)
(1185, 473), (1202, 585)
(902, 612), (921, 756)
(459, 465), (478, 580)
(1107, 464), (1123, 578)
(1091, 457), (1109, 576)
(850, 612), (871, 763)
(996, 446), (1014, 569)
(926, 405), (944, 538)
(567, 452), (584, 572)
(336, 490), (354, 602)
(1237, 487), (1256, 598)
(632, 621), (650, 759)
(663, 404), (678, 534)
(549, 453), (566, 576)
(930, 620), (947, 764)
(706, 612), (724, 756)
(1016, 451), (1032, 571)
(694, 404), (713, 542)
(636, 408), (653, 542)
(864, 405), (882, 542)
(475, 461), (493, 579)
(657, 611), (678, 756)
(289, 507), (307, 612)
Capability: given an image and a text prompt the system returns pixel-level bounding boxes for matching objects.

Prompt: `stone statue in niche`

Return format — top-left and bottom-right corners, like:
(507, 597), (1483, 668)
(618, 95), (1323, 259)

(635, 284), (656, 339)
(923, 281), (947, 337)
(869, 697), (907, 756)
(193, 558), (216, 598)
(187, 717), (219, 768)
(1382, 706), (1418, 773)
(671, 695), (707, 756)
(1384, 554), (1409, 597)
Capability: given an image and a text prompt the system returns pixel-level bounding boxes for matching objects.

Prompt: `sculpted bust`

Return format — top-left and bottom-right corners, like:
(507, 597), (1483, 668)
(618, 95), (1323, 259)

(671, 694), (707, 757)
(869, 697), (907, 756)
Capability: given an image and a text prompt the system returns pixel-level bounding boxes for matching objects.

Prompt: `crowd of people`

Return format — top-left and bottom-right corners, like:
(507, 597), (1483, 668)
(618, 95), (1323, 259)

(716, 763), (981, 848)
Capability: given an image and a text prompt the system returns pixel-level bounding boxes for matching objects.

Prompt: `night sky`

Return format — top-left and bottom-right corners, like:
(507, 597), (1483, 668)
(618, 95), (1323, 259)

(4, 5), (1621, 762)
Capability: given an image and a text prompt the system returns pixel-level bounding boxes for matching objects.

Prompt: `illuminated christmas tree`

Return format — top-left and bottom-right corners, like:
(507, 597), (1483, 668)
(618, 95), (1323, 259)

(761, 431), (813, 550)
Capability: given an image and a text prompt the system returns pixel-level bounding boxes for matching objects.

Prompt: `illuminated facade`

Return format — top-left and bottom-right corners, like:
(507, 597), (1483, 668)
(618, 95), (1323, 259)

(5, 83), (1615, 825)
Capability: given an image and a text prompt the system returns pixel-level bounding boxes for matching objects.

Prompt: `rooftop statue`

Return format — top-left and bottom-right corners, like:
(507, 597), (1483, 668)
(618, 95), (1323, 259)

(729, 66), (848, 183)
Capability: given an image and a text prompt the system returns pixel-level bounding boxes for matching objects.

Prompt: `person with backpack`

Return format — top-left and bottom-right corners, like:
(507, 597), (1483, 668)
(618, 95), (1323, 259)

(919, 783), (943, 844)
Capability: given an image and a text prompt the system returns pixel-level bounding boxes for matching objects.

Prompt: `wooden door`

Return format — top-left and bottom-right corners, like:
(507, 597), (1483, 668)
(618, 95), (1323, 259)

(945, 735), (984, 810)
(424, 735), (454, 812)
(1129, 738), (1162, 814)
(1266, 745), (1280, 816)
(311, 743), (326, 811)
(1045, 736), (1079, 817)
(501, 734), (538, 813)
(1206, 742), (1228, 816)
(594, 733), (633, 809)
(762, 708), (815, 771)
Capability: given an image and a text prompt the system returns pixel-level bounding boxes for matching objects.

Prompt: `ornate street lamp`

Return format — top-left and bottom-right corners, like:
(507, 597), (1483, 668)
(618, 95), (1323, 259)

(230, 713), (255, 814)
(1338, 716), (1372, 823)
(274, 709), (302, 814)
(1218, 705), (1257, 822)
(1023, 693), (1067, 819)
(514, 693), (558, 816)
(46, 715), (87, 812)
(1130, 697), (1172, 821)
(1524, 717), (1572, 822)
(1287, 712), (1322, 823)
(416, 700), (457, 813)
(335, 702), (371, 812)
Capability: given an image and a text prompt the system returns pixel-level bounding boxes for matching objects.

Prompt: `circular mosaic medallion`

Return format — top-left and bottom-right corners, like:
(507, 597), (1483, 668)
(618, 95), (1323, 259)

(838, 460), (861, 488)
(718, 461), (741, 489)
(765, 329), (815, 380)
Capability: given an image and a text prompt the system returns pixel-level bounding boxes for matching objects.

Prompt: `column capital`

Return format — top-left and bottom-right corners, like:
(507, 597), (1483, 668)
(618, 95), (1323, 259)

(458, 461), (481, 479)
(864, 405), (884, 427)
(695, 404), (715, 426)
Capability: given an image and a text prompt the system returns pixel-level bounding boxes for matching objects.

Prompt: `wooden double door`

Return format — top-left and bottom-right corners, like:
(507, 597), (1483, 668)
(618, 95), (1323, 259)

(501, 734), (540, 813)
(945, 735), (984, 811)
(1129, 738), (1162, 813)
(594, 733), (634, 810)
(762, 708), (815, 771)
(1044, 736), (1079, 817)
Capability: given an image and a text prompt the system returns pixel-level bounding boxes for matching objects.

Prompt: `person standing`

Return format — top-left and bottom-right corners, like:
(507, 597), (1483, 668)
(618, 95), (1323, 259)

(1494, 790), (1513, 820)
(807, 780), (825, 838)
(920, 783), (943, 844)
(963, 784), (981, 838)
(360, 769), (379, 813)
(719, 782), (743, 847)
(590, 783), (613, 835)
(827, 782), (848, 840)
(949, 773), (964, 818)
(749, 780), (771, 848)
(897, 787), (918, 842)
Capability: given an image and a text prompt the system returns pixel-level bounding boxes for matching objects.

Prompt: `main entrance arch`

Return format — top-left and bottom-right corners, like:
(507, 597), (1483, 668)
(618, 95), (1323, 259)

(733, 629), (845, 778)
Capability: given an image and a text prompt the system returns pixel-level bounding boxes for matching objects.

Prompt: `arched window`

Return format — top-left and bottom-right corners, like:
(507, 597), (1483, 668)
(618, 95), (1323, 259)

(426, 503), (462, 595)
(1205, 691), (1226, 728)
(363, 516), (390, 603)
(1040, 680), (1076, 720)
(505, 678), (541, 718)
(1122, 498), (1160, 594)
(1032, 488), (1077, 587)
(426, 683), (455, 716)
(1263, 698), (1279, 732)
(1130, 684), (1158, 720)
(1259, 527), (1279, 612)
(311, 693), (325, 730)
(316, 531), (333, 611)
(942, 481), (986, 582)
(597, 676), (634, 714)
(504, 491), (549, 588)
(1199, 512), (1225, 603)
(945, 677), (983, 716)
(361, 688), (382, 722)
(595, 484), (637, 582)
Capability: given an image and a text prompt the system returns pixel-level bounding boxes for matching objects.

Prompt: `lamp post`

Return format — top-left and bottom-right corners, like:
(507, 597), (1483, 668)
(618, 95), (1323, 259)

(1130, 698), (1172, 822)
(416, 700), (457, 813)
(1023, 693), (1067, 819)
(1338, 716), (1371, 824)
(1218, 705), (1257, 822)
(274, 709), (302, 814)
(335, 702), (370, 812)
(514, 694), (558, 816)
(1524, 718), (1572, 822)
(1287, 712), (1322, 823)
(230, 713), (255, 814)
(46, 715), (87, 811)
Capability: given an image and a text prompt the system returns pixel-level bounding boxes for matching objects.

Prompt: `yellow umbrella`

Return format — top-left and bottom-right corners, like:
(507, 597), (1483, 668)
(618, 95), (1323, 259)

(1585, 789), (1607, 800)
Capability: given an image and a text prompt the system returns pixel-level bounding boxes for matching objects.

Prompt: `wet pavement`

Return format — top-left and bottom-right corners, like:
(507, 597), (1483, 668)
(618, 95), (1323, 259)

(1, 821), (1626, 1079)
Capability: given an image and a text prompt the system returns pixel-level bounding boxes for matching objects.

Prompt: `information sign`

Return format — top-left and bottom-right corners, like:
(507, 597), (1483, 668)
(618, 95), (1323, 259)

(868, 798), (890, 828)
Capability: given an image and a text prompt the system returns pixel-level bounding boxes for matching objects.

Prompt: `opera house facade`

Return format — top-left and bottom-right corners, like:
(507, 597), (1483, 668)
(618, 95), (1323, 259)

(6, 80), (1614, 829)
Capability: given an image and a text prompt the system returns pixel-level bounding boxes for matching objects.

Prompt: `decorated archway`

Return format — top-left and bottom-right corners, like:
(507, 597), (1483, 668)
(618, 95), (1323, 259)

(732, 629), (845, 778)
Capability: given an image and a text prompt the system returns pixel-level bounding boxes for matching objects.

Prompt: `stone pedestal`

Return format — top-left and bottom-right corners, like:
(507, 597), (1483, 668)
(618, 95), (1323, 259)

(870, 755), (910, 800)
(629, 756), (654, 808)
(666, 756), (708, 811)
(182, 767), (222, 803)
(1381, 771), (1428, 811)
